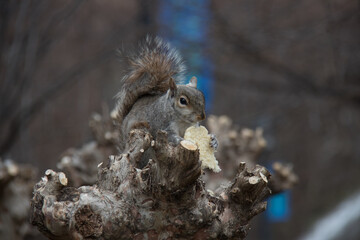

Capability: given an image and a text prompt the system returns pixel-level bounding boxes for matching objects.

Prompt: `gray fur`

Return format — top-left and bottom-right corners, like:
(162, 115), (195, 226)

(122, 84), (206, 146)
(115, 36), (187, 134)
(116, 37), (206, 152)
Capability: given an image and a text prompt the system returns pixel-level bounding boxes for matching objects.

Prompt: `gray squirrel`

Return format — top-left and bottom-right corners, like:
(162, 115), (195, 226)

(115, 36), (217, 154)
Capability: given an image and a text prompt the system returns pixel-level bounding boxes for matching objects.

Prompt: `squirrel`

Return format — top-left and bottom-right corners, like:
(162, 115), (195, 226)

(114, 36), (218, 155)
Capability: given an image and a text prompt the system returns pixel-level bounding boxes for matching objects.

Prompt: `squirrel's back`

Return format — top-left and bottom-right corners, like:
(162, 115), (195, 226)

(115, 36), (186, 127)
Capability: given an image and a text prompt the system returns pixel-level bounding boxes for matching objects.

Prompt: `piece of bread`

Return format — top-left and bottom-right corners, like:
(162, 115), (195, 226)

(184, 126), (221, 173)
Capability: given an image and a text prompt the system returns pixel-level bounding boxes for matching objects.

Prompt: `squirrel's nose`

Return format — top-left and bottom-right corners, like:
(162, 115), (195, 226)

(197, 112), (206, 121)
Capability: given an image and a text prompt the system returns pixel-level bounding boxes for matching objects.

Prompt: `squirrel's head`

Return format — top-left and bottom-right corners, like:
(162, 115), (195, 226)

(167, 77), (206, 124)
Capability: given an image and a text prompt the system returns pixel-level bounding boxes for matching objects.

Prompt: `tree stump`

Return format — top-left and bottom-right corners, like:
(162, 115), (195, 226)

(30, 129), (271, 239)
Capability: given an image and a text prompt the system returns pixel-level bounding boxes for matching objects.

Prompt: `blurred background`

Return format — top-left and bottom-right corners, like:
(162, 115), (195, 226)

(1, 0), (360, 239)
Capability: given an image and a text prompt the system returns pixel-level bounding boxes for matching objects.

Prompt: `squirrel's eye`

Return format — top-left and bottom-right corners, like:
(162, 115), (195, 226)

(179, 97), (188, 105)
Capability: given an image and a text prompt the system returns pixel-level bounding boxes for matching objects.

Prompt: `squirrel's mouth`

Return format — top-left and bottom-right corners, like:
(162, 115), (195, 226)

(178, 115), (197, 124)
(197, 112), (206, 121)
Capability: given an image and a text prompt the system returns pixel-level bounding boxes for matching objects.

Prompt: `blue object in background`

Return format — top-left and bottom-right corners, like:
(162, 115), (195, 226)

(267, 190), (291, 222)
(157, 0), (214, 111)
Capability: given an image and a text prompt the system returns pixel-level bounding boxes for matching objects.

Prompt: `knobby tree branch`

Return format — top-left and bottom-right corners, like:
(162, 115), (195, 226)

(0, 159), (38, 240)
(30, 129), (271, 239)
(206, 115), (298, 193)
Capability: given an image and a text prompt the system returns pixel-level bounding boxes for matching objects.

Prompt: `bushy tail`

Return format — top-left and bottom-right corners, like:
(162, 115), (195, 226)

(115, 36), (186, 127)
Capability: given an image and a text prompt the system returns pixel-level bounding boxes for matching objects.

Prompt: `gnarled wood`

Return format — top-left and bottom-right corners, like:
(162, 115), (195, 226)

(0, 159), (38, 240)
(30, 129), (271, 239)
(206, 115), (298, 193)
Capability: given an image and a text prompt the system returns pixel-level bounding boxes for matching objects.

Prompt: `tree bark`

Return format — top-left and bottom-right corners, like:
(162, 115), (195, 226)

(206, 115), (298, 193)
(30, 129), (271, 239)
(0, 159), (39, 240)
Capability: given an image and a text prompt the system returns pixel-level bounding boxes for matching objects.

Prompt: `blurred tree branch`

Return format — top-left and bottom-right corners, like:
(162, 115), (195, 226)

(0, 51), (113, 155)
(0, 1), (89, 155)
(211, 5), (360, 104)
(0, 1), (143, 156)
(0, 1), (84, 118)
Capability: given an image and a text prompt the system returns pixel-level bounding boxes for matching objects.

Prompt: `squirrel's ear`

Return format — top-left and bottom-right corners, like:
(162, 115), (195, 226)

(187, 76), (197, 88)
(169, 78), (177, 97)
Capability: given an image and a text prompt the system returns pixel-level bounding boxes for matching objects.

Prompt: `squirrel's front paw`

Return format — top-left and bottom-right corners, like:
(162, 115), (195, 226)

(209, 134), (218, 150)
(169, 135), (184, 145)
